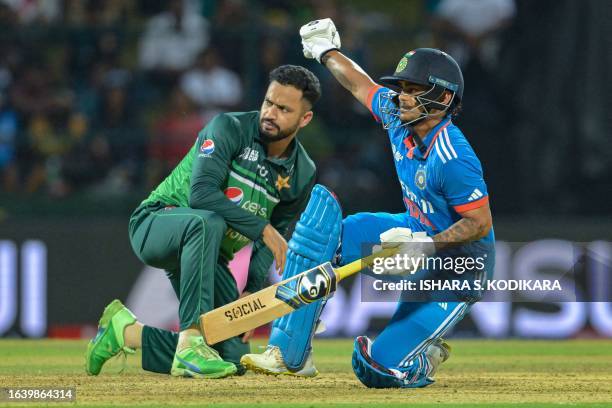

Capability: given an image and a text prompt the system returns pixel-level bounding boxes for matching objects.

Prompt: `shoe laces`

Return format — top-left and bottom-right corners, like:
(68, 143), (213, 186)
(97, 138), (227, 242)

(194, 342), (222, 361)
(263, 346), (284, 364)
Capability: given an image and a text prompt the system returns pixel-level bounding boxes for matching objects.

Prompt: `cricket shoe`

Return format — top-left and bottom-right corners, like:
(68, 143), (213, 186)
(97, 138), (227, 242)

(240, 346), (318, 377)
(425, 338), (451, 377)
(85, 299), (137, 375)
(171, 336), (237, 379)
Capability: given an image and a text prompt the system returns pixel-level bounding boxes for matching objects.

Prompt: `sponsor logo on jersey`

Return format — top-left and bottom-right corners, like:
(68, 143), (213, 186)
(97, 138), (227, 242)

(224, 187), (244, 205)
(239, 147), (259, 162)
(468, 188), (484, 201)
(241, 200), (267, 217)
(404, 197), (434, 229)
(392, 144), (403, 162)
(200, 139), (215, 155)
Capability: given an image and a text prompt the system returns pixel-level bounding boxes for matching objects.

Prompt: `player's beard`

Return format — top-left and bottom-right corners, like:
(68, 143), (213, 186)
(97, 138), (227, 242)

(259, 119), (299, 142)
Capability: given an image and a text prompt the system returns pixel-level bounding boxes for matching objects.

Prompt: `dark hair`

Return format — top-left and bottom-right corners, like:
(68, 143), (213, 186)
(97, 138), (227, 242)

(450, 100), (462, 118)
(269, 65), (321, 107)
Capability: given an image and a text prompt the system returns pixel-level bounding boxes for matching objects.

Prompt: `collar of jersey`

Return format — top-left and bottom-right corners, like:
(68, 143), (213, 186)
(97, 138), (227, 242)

(265, 138), (298, 171)
(404, 117), (452, 161)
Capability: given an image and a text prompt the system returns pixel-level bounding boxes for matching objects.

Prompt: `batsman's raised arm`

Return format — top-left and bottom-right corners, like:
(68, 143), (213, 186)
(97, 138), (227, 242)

(300, 19), (376, 107)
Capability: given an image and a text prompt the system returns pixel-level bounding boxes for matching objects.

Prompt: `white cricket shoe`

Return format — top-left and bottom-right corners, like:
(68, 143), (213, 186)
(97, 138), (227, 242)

(240, 346), (319, 377)
(425, 339), (451, 377)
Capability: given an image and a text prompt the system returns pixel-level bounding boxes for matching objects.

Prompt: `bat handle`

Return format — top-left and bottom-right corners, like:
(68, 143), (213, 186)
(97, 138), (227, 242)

(335, 247), (399, 281)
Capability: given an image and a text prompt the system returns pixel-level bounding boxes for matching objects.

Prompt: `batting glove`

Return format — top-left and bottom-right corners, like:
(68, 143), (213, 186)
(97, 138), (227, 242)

(300, 18), (341, 63)
(375, 228), (435, 276)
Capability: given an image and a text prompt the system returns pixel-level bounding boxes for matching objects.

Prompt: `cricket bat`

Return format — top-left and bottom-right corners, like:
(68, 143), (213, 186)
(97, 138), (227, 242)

(200, 247), (397, 345)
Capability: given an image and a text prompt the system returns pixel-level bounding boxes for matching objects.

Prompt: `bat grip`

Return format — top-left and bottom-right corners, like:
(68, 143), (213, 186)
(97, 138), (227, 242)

(335, 246), (399, 281)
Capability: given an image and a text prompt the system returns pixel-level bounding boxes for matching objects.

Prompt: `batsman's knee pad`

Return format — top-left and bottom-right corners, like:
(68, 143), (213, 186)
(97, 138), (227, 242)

(352, 336), (434, 389)
(269, 184), (342, 371)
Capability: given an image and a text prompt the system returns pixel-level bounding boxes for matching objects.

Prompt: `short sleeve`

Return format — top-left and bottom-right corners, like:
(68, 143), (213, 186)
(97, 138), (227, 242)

(366, 85), (398, 124)
(441, 151), (489, 213)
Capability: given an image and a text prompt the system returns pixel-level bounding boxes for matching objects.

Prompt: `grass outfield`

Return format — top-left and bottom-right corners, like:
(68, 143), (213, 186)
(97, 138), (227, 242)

(0, 339), (611, 407)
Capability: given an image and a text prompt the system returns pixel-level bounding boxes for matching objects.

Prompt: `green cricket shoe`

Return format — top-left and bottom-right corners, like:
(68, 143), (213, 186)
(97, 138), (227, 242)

(171, 336), (237, 379)
(85, 299), (136, 376)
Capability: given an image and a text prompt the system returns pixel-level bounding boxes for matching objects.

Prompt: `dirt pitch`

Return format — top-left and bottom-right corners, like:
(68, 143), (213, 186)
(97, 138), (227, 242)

(1, 338), (611, 407)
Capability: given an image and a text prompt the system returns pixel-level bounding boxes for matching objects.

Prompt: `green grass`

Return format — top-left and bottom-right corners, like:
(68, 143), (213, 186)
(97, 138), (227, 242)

(1, 339), (611, 407)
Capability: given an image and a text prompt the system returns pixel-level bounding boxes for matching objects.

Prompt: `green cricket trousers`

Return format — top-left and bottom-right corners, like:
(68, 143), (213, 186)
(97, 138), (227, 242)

(128, 202), (249, 373)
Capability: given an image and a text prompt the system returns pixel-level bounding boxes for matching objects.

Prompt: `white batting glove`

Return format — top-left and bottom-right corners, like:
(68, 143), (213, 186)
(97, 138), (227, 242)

(376, 228), (436, 276)
(372, 227), (412, 254)
(299, 18), (341, 62)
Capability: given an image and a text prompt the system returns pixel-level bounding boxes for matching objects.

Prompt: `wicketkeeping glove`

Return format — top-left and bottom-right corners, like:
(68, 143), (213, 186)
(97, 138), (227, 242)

(299, 18), (341, 63)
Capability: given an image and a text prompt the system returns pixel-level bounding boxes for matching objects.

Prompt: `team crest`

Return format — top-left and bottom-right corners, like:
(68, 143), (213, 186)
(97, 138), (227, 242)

(415, 168), (427, 190)
(275, 174), (291, 191)
(395, 57), (408, 73)
(395, 51), (415, 73)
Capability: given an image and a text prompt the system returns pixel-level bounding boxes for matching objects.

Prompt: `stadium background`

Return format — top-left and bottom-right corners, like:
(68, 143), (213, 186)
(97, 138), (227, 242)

(0, 0), (610, 341)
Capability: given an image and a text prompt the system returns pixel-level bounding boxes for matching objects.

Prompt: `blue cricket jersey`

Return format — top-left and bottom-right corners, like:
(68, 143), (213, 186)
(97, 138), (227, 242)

(367, 85), (495, 287)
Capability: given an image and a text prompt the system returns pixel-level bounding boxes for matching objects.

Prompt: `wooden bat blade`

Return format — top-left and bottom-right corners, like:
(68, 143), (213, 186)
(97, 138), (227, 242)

(201, 262), (338, 345)
(201, 288), (295, 345)
(201, 247), (398, 345)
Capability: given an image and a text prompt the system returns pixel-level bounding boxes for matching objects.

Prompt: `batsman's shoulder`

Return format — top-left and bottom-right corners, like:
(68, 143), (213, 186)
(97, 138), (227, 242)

(436, 126), (480, 165)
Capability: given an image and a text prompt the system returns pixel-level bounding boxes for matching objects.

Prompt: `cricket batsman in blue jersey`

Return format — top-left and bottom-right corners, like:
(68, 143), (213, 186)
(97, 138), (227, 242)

(241, 19), (495, 388)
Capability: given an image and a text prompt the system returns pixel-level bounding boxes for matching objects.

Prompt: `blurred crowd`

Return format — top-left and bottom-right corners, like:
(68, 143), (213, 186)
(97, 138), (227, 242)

(0, 0), (608, 215)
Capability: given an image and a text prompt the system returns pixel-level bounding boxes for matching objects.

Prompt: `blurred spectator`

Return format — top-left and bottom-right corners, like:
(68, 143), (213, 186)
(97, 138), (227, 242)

(61, 110), (129, 197)
(0, 2), (17, 27)
(0, 1), (605, 217)
(430, 0), (516, 214)
(256, 36), (285, 98)
(0, 92), (18, 191)
(147, 87), (204, 187)
(1, 0), (61, 25)
(179, 48), (242, 113)
(213, 0), (248, 26)
(138, 0), (209, 78)
(89, 76), (143, 194)
(431, 0), (515, 69)
(10, 64), (74, 120)
(23, 113), (72, 195)
(62, 0), (137, 26)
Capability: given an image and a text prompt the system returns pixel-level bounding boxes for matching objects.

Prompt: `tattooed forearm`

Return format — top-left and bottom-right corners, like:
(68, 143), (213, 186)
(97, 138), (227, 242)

(433, 217), (484, 249)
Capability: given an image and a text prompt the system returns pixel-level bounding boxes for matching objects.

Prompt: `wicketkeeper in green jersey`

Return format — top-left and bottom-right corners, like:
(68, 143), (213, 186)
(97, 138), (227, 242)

(85, 65), (320, 379)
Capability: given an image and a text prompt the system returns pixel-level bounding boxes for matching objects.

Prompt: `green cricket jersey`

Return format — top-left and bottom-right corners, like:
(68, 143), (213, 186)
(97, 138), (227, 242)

(141, 111), (316, 292)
